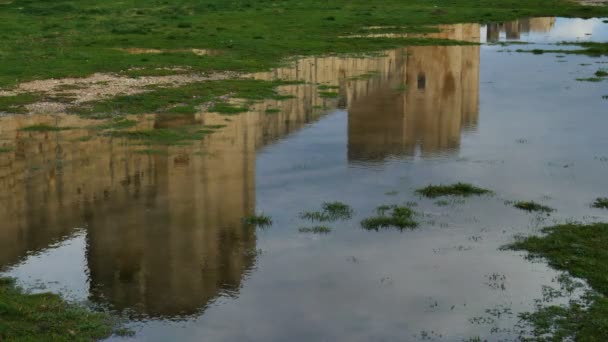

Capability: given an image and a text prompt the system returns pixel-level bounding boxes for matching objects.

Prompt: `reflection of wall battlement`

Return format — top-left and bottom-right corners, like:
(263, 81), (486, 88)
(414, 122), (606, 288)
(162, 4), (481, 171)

(486, 17), (556, 42)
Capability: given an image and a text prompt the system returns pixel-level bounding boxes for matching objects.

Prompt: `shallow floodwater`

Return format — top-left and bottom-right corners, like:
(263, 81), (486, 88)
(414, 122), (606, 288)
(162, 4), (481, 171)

(1, 17), (608, 341)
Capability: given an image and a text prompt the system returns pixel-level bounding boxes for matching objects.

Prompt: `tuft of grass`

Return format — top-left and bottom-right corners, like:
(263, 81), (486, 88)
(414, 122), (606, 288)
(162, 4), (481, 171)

(595, 69), (608, 77)
(300, 201), (353, 222)
(243, 214), (272, 227)
(576, 77), (604, 82)
(19, 124), (74, 132)
(0, 146), (14, 153)
(208, 102), (248, 114)
(110, 127), (207, 145)
(513, 201), (554, 213)
(94, 117), (137, 130)
(415, 183), (491, 198)
(265, 108), (281, 114)
(298, 226), (332, 234)
(507, 223), (608, 341)
(317, 84), (339, 90)
(0, 277), (120, 341)
(134, 149), (167, 155)
(318, 91), (339, 99)
(592, 197), (608, 209)
(361, 205), (418, 231)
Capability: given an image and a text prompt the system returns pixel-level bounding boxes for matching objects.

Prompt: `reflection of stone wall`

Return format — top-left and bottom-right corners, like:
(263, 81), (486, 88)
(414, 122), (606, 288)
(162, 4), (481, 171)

(0, 92), (323, 317)
(486, 17), (556, 42)
(348, 24), (481, 161)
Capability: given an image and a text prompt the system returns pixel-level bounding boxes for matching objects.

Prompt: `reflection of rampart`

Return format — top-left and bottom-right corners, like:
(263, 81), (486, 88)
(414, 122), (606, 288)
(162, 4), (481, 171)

(486, 17), (556, 42)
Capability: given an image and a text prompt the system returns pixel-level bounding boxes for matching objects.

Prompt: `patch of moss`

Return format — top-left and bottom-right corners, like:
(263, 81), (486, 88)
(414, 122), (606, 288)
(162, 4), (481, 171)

(19, 124), (74, 132)
(415, 183), (491, 198)
(300, 201), (353, 222)
(298, 226), (332, 234)
(361, 205), (418, 231)
(592, 197), (608, 209)
(243, 214), (272, 227)
(513, 201), (554, 213)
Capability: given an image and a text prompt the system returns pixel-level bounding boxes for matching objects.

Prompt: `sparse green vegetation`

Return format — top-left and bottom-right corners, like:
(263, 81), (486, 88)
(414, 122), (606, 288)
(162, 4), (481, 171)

(265, 108), (281, 114)
(508, 223), (608, 341)
(0, 146), (14, 153)
(243, 214), (272, 227)
(298, 226), (332, 234)
(94, 117), (138, 130)
(513, 201), (554, 213)
(208, 102), (248, 114)
(592, 197), (608, 209)
(318, 91), (339, 99)
(415, 183), (491, 198)
(595, 69), (608, 77)
(576, 77), (604, 82)
(110, 127), (208, 145)
(361, 205), (418, 231)
(19, 124), (74, 132)
(300, 201), (353, 222)
(134, 148), (167, 155)
(0, 277), (118, 341)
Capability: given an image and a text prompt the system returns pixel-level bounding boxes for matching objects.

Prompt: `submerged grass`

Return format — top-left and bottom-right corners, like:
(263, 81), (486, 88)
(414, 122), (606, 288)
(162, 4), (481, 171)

(243, 214), (272, 227)
(0, 146), (14, 153)
(507, 223), (608, 340)
(415, 183), (492, 198)
(300, 201), (353, 222)
(361, 205), (418, 231)
(110, 127), (207, 145)
(513, 201), (554, 213)
(0, 277), (117, 341)
(19, 124), (74, 132)
(298, 226), (332, 234)
(592, 197), (608, 209)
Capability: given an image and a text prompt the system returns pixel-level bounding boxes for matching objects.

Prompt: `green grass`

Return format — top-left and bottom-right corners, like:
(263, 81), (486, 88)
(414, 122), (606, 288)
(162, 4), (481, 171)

(318, 91), (339, 98)
(361, 205), (418, 231)
(93, 117), (138, 130)
(208, 102), (248, 114)
(0, 0), (605, 90)
(243, 214), (272, 227)
(513, 201), (554, 213)
(300, 201), (353, 222)
(110, 127), (208, 145)
(0, 277), (118, 341)
(415, 183), (492, 198)
(134, 148), (167, 155)
(0, 93), (41, 114)
(595, 69), (608, 78)
(576, 77), (604, 82)
(517, 42), (608, 57)
(507, 223), (608, 340)
(265, 108), (280, 114)
(592, 198), (608, 209)
(0, 146), (14, 153)
(298, 226), (332, 234)
(19, 124), (74, 132)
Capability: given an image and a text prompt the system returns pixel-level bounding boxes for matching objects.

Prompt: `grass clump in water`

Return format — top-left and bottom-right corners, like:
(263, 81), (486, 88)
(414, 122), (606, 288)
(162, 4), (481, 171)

(415, 183), (491, 198)
(0, 146), (14, 153)
(507, 223), (608, 341)
(243, 214), (272, 227)
(361, 205), (418, 231)
(19, 124), (74, 132)
(513, 201), (554, 213)
(208, 102), (248, 114)
(592, 197), (608, 209)
(318, 91), (339, 98)
(595, 69), (608, 77)
(300, 201), (353, 222)
(298, 226), (332, 234)
(0, 277), (119, 341)
(94, 117), (137, 130)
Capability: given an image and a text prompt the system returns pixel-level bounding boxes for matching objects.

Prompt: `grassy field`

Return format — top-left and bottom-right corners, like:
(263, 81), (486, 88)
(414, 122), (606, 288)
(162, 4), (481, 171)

(0, 0), (607, 89)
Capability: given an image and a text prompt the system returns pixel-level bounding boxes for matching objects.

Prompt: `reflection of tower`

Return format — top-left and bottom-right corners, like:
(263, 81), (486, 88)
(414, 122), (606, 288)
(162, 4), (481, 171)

(347, 24), (481, 162)
(86, 113), (257, 317)
(486, 17), (556, 42)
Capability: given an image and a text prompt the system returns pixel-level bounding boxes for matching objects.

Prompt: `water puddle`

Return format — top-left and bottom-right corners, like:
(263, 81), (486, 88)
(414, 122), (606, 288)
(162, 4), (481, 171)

(1, 17), (607, 341)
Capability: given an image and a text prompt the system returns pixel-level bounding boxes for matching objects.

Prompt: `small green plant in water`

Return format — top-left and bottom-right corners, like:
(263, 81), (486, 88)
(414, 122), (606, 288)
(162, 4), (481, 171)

(595, 69), (608, 77)
(208, 102), (248, 114)
(361, 205), (418, 231)
(592, 197), (608, 209)
(416, 183), (492, 198)
(243, 214), (272, 227)
(300, 201), (353, 222)
(298, 226), (332, 234)
(318, 91), (339, 98)
(513, 201), (554, 213)
(0, 146), (14, 153)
